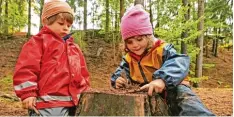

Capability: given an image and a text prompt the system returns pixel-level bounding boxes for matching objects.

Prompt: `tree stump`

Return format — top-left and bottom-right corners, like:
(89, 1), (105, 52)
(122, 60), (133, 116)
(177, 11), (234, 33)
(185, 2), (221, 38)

(76, 89), (169, 116)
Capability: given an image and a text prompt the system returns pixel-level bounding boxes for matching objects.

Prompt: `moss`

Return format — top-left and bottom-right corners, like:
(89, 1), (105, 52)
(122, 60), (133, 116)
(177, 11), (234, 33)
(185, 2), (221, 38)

(203, 63), (216, 69)
(0, 75), (14, 93)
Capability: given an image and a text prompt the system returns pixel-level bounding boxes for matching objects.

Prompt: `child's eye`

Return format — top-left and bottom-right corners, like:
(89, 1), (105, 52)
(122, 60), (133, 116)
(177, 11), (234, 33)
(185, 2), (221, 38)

(58, 22), (64, 25)
(126, 40), (133, 44)
(137, 38), (143, 41)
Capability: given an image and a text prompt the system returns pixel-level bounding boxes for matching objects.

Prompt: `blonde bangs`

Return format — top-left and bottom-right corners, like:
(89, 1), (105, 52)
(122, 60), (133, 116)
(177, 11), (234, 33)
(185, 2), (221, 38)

(60, 12), (74, 24)
(124, 35), (154, 52)
(47, 12), (74, 25)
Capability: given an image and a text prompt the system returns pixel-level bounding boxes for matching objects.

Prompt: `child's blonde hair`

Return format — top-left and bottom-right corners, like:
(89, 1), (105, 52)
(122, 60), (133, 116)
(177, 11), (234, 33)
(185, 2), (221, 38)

(124, 34), (155, 52)
(46, 13), (74, 25)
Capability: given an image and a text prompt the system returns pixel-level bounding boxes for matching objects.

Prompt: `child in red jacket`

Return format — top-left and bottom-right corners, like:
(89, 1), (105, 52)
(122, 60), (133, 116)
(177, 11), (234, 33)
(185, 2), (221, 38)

(13, 0), (90, 116)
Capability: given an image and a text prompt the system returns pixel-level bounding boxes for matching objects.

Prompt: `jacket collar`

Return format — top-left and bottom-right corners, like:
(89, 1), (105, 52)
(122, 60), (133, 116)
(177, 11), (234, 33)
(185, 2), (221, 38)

(39, 26), (74, 42)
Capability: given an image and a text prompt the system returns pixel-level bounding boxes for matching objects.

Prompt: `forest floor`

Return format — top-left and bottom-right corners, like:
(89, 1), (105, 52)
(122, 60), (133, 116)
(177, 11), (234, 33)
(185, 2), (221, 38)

(0, 36), (232, 116)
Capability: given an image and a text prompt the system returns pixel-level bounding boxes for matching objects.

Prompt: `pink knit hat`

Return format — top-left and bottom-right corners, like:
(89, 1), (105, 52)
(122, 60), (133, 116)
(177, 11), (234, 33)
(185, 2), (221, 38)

(121, 5), (153, 40)
(41, 0), (74, 22)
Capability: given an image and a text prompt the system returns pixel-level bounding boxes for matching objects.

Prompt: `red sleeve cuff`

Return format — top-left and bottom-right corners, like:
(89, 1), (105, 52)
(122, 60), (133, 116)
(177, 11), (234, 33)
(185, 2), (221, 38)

(20, 91), (37, 101)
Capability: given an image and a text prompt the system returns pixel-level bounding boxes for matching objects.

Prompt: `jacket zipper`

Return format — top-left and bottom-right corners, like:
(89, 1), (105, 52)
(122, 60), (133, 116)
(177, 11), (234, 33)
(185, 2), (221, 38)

(138, 57), (149, 84)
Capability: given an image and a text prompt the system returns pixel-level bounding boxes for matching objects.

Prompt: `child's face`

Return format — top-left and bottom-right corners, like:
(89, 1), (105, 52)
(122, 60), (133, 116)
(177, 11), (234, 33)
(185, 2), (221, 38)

(125, 35), (149, 55)
(47, 17), (72, 38)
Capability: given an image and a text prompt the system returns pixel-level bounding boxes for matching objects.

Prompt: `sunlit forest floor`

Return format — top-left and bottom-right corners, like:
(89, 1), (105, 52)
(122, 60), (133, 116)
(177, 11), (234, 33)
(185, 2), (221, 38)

(0, 35), (232, 116)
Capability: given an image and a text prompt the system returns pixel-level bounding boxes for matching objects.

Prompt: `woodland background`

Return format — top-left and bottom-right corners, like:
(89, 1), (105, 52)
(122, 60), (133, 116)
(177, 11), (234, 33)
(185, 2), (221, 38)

(0, 0), (232, 116)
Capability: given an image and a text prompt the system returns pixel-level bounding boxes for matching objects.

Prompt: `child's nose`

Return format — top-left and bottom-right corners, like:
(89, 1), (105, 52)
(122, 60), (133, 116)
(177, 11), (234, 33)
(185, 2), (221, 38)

(63, 25), (69, 31)
(132, 41), (139, 47)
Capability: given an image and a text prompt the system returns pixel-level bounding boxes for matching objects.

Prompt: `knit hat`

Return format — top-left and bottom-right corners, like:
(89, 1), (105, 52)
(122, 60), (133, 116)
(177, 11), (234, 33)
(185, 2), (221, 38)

(120, 5), (153, 40)
(41, 0), (74, 22)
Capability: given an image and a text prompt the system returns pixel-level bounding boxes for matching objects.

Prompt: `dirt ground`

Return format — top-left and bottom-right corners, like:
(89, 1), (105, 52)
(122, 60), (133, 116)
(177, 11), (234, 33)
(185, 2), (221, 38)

(0, 36), (232, 116)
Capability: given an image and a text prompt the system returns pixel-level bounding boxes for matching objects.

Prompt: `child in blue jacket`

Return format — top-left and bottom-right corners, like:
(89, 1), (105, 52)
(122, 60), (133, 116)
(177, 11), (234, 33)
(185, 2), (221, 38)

(111, 4), (214, 116)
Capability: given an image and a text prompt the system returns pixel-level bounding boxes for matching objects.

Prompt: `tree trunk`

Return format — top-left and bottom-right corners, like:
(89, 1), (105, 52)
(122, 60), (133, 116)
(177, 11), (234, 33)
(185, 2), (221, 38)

(120, 0), (124, 20)
(204, 32), (209, 58)
(83, 0), (87, 40)
(18, 0), (24, 31)
(91, 2), (96, 38)
(112, 33), (116, 65)
(0, 0), (3, 16)
(181, 34), (188, 54)
(155, 0), (160, 37)
(0, 0), (3, 31)
(83, 0), (87, 31)
(214, 28), (221, 57)
(39, 0), (44, 30)
(134, 0), (144, 6)
(27, 0), (31, 37)
(194, 0), (204, 87)
(181, 0), (190, 54)
(156, 0), (160, 28)
(76, 90), (169, 116)
(214, 38), (218, 57)
(111, 9), (114, 31)
(4, 0), (8, 34)
(205, 44), (209, 57)
(149, 0), (153, 31)
(115, 8), (118, 32)
(212, 37), (216, 52)
(212, 28), (217, 55)
(105, 0), (109, 40)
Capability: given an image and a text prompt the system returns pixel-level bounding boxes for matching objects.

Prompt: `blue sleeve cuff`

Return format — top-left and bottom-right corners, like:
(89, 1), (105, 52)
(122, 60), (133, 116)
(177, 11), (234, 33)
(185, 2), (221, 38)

(111, 58), (130, 88)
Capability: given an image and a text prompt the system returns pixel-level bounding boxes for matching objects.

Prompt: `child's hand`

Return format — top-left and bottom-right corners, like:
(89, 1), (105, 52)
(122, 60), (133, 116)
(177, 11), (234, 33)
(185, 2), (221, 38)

(22, 97), (39, 114)
(116, 77), (128, 88)
(140, 79), (165, 96)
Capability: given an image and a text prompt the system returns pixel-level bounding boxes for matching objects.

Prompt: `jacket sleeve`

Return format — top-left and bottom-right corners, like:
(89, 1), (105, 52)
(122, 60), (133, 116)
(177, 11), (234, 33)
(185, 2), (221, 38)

(13, 37), (43, 100)
(152, 44), (190, 88)
(110, 57), (130, 88)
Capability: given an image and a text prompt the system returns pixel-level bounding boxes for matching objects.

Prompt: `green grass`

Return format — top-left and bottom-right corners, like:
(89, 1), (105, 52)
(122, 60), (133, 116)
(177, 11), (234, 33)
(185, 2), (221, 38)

(0, 75), (14, 93)
(203, 63), (216, 69)
(188, 76), (209, 83)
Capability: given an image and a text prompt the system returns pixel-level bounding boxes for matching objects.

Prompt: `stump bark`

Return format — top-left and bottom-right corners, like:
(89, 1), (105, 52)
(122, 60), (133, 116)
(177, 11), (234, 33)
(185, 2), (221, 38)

(76, 89), (169, 116)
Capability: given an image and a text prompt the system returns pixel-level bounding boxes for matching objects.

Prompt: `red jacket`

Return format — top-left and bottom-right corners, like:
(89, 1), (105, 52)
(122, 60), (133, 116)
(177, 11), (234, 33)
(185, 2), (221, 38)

(13, 26), (90, 109)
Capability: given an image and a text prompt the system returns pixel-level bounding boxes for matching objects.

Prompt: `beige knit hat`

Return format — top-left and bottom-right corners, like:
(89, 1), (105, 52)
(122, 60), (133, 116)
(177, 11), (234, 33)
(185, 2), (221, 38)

(41, 0), (74, 22)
